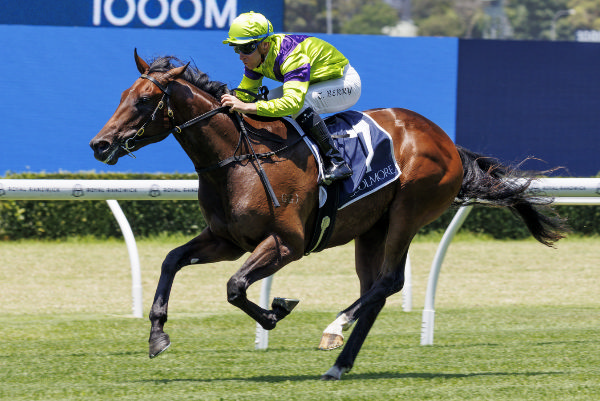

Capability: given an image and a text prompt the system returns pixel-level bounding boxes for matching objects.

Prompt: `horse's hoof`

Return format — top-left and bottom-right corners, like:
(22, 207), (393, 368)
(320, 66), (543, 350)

(318, 333), (344, 350)
(272, 297), (300, 320)
(272, 297), (299, 314)
(321, 366), (348, 380)
(149, 333), (171, 358)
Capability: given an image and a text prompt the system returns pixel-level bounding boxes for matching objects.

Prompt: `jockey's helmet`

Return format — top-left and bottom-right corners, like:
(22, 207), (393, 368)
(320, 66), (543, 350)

(222, 11), (273, 45)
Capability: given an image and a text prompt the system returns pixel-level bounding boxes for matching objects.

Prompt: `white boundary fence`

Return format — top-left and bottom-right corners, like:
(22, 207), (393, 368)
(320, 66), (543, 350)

(1, 178), (599, 347)
(0, 179), (199, 319)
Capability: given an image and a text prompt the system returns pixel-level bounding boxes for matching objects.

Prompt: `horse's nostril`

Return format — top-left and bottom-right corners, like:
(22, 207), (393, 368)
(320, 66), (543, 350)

(91, 139), (110, 154)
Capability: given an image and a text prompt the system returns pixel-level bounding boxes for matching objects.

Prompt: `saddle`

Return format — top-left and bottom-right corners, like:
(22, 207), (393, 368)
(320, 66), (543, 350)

(284, 110), (402, 254)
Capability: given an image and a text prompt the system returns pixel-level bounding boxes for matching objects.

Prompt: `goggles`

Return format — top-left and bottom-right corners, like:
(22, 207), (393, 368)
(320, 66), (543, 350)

(233, 37), (267, 55)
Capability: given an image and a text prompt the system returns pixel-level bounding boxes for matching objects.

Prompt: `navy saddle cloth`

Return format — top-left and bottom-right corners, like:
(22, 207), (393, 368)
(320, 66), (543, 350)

(287, 110), (401, 253)
(323, 110), (401, 209)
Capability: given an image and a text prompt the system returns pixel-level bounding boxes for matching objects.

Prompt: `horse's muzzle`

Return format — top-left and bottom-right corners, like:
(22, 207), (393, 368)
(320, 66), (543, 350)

(90, 138), (120, 165)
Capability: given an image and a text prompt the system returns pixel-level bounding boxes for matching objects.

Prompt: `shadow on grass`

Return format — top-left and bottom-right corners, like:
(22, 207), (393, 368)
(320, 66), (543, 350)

(139, 370), (565, 384)
(340, 370), (566, 381)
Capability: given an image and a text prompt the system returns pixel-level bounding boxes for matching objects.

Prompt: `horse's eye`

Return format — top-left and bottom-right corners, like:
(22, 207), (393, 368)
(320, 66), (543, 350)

(136, 97), (153, 108)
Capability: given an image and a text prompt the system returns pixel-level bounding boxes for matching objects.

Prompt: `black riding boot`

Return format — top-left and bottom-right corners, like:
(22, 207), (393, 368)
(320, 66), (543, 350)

(296, 108), (352, 185)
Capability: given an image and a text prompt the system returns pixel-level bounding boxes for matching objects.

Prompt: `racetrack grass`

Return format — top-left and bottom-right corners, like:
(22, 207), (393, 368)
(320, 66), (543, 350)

(1, 307), (598, 400)
(1, 234), (598, 400)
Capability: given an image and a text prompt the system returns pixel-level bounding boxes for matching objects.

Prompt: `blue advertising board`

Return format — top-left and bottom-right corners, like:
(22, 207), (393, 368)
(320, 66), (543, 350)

(456, 39), (600, 177)
(0, 0), (283, 31)
(0, 23), (457, 174)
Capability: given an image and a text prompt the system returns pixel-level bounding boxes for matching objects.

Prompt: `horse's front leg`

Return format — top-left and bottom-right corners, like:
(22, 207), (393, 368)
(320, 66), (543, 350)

(149, 228), (244, 358)
(227, 234), (301, 330)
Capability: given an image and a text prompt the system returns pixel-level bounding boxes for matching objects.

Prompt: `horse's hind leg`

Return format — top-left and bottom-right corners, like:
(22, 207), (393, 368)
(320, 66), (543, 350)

(322, 203), (415, 379)
(319, 216), (388, 350)
(149, 228), (244, 358)
(322, 298), (387, 380)
(321, 250), (408, 380)
(322, 189), (458, 378)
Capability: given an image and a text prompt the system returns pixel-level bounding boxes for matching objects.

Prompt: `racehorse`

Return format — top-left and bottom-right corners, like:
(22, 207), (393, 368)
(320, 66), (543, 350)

(90, 50), (566, 380)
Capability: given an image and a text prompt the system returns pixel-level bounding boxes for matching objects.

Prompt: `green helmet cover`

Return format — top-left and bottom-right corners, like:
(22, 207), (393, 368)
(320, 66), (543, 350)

(223, 11), (274, 45)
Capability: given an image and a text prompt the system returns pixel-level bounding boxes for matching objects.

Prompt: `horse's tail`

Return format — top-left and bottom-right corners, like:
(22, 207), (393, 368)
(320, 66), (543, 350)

(453, 145), (568, 247)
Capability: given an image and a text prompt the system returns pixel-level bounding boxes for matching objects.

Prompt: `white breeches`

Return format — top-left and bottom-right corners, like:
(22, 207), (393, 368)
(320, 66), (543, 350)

(267, 64), (362, 118)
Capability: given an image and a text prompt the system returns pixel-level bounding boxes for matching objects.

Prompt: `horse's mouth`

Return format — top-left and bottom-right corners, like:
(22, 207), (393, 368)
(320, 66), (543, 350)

(93, 127), (172, 165)
(101, 154), (119, 165)
(93, 141), (125, 165)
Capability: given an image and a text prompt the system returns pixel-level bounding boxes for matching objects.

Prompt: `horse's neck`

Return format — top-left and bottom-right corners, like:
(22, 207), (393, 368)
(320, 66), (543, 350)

(171, 82), (240, 171)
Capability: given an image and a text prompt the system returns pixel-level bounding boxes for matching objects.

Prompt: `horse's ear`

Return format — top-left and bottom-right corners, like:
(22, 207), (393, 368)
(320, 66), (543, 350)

(165, 62), (190, 82)
(134, 48), (149, 74)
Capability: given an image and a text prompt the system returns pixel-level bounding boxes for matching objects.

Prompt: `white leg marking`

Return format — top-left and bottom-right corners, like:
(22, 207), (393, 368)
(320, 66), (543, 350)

(323, 365), (349, 380)
(323, 313), (353, 336)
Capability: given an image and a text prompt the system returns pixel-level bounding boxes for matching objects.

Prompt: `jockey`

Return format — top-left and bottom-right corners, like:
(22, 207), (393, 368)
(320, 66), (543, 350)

(220, 11), (362, 185)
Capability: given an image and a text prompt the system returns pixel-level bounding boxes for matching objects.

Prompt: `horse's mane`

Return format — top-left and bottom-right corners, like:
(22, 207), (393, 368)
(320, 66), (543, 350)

(148, 56), (230, 100)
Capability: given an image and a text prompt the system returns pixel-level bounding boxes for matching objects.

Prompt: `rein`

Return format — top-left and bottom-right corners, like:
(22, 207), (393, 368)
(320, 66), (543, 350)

(131, 73), (295, 207)
(194, 113), (304, 173)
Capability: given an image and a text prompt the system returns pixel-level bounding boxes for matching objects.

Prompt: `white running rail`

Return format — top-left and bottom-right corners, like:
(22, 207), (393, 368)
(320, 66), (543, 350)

(1, 178), (598, 346)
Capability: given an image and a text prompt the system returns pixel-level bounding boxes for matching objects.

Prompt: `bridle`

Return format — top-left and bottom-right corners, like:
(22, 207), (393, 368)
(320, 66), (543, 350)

(126, 73), (301, 207)
(122, 73), (229, 155)
(122, 74), (173, 153)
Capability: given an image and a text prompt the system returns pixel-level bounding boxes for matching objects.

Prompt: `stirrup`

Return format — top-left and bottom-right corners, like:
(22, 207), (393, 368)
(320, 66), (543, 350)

(322, 163), (352, 185)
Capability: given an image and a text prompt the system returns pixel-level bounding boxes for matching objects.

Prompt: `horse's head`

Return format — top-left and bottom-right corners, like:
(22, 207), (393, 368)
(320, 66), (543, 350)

(90, 49), (189, 165)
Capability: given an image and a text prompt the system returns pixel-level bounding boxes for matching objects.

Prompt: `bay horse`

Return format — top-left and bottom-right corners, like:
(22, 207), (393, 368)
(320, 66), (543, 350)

(90, 50), (566, 380)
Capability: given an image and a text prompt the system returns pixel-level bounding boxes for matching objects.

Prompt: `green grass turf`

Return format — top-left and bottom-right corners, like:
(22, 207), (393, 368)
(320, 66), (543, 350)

(0, 306), (598, 400)
(1, 235), (598, 399)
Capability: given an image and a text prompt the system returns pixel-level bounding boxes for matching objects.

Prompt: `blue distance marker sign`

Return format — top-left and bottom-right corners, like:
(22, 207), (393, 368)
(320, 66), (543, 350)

(1, 0), (283, 31)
